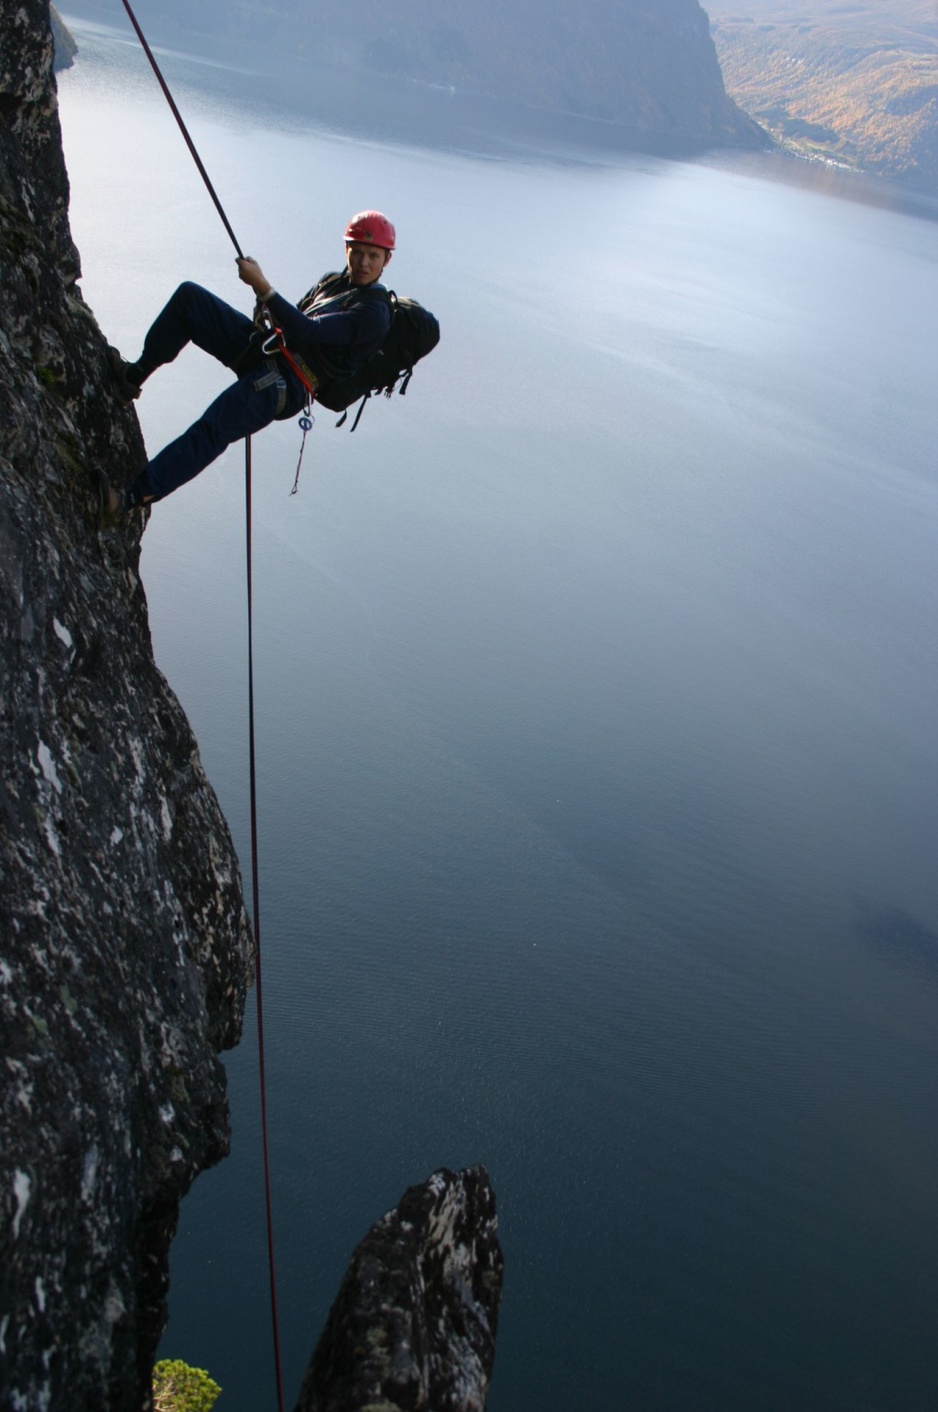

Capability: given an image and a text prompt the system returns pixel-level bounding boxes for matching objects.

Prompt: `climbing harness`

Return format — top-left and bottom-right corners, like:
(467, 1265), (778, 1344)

(118, 4), (285, 1408)
(260, 321), (319, 397)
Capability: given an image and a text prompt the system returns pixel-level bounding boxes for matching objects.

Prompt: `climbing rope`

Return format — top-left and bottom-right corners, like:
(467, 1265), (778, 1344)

(117, 4), (285, 1408)
(119, 0), (244, 258)
(244, 439), (286, 1412)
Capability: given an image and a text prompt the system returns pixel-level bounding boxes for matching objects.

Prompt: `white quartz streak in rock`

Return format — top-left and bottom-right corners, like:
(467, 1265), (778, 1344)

(12, 1171), (31, 1240)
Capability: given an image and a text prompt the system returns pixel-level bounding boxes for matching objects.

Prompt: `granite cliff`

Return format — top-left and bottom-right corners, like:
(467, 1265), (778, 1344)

(0, 4), (502, 1406)
(0, 0), (254, 1403)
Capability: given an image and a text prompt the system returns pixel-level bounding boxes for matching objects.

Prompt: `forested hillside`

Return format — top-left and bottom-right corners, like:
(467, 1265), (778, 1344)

(709, 0), (938, 189)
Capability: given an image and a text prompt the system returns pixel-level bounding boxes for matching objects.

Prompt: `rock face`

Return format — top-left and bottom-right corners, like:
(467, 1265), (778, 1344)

(297, 1166), (504, 1412)
(50, 4), (77, 71)
(0, 2), (254, 1407)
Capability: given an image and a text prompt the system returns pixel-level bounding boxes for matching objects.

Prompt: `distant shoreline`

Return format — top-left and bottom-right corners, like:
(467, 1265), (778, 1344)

(60, 11), (938, 224)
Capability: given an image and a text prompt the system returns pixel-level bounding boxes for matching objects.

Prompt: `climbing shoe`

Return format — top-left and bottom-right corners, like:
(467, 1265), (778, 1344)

(105, 346), (141, 404)
(96, 475), (127, 529)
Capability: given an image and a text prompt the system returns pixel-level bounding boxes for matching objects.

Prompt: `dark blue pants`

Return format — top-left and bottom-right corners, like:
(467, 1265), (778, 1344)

(129, 282), (307, 503)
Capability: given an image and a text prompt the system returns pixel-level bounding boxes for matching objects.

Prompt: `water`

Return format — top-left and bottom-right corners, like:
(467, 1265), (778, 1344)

(57, 20), (938, 1411)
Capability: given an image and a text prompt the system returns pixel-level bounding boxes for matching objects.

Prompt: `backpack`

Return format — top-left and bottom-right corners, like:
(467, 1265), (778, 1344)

(313, 293), (441, 430)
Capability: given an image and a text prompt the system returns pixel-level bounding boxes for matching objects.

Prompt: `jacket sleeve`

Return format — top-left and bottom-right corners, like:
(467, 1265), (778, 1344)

(265, 289), (391, 354)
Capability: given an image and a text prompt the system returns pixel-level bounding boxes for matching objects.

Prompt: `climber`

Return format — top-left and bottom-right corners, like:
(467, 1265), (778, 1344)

(98, 210), (395, 524)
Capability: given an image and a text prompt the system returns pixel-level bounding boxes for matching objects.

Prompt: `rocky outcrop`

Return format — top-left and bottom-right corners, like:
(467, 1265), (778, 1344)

(297, 1166), (504, 1412)
(0, 2), (254, 1406)
(50, 4), (77, 71)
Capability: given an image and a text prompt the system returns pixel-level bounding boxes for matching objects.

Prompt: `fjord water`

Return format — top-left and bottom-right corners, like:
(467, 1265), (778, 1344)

(58, 22), (938, 1411)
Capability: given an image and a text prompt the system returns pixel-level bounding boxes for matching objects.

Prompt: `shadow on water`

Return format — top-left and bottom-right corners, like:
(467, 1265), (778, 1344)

(860, 908), (938, 982)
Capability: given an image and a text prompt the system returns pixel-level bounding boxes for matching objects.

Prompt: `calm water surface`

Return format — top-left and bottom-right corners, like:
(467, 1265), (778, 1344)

(58, 21), (938, 1411)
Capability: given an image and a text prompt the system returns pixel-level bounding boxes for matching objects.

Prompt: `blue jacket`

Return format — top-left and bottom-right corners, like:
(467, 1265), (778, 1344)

(266, 271), (391, 383)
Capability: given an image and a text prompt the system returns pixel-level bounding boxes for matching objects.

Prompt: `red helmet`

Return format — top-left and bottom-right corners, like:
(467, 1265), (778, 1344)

(345, 210), (396, 251)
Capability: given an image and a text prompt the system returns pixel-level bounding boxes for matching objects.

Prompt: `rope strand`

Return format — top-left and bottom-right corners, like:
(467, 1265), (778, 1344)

(116, 5), (284, 1407)
(245, 437), (286, 1412)
(119, 0), (244, 257)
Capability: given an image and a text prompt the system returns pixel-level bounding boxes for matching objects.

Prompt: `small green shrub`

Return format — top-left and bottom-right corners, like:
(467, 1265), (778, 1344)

(152, 1359), (222, 1412)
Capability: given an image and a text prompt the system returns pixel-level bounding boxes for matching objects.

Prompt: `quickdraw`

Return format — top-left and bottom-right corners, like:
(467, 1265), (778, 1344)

(291, 413), (315, 496)
(261, 320), (318, 495)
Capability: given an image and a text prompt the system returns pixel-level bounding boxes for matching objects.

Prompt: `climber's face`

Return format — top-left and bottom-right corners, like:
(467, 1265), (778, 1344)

(345, 241), (392, 286)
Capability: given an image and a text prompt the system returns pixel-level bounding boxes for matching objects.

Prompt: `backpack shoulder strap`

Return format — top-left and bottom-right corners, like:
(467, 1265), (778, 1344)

(354, 284), (394, 310)
(298, 271), (343, 306)
(301, 275), (393, 317)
